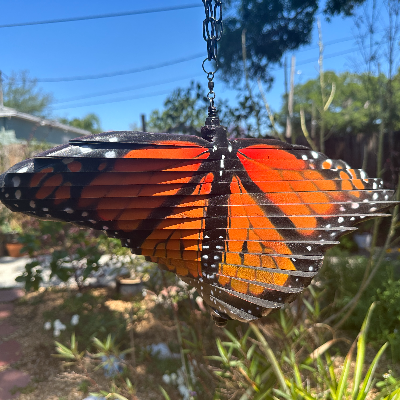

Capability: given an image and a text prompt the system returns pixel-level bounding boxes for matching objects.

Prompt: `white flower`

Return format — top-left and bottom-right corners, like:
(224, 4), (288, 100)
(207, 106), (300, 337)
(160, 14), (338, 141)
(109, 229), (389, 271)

(142, 289), (147, 297)
(54, 329), (60, 337)
(44, 321), (51, 330)
(178, 384), (190, 399)
(71, 314), (79, 326)
(177, 373), (184, 386)
(170, 372), (177, 384)
(54, 319), (66, 331)
(162, 374), (171, 384)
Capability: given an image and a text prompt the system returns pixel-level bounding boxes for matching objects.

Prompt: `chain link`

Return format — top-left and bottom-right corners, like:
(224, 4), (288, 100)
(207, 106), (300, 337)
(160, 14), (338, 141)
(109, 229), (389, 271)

(202, 0), (223, 107)
(202, 0), (223, 63)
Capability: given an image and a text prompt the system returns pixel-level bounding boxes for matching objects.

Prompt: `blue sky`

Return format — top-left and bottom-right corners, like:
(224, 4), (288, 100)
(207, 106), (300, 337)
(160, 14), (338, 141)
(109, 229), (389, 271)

(0, 0), (378, 132)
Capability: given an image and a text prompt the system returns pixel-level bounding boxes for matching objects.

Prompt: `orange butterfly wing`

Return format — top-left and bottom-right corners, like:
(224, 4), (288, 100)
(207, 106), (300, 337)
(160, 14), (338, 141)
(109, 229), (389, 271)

(0, 131), (396, 323)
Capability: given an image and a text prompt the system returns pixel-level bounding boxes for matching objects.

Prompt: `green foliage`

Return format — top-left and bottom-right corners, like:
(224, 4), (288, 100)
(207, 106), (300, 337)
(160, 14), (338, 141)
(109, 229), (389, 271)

(146, 81), (272, 138)
(55, 333), (85, 366)
(277, 71), (397, 138)
(220, 0), (318, 85)
(210, 297), (400, 399)
(160, 386), (172, 400)
(147, 81), (208, 135)
(44, 291), (128, 350)
(373, 277), (400, 361)
(3, 70), (53, 117)
(16, 220), (102, 290)
(219, 0), (369, 84)
(55, 333), (134, 400)
(283, 303), (389, 400)
(318, 251), (400, 361)
(58, 113), (102, 134)
(15, 219), (133, 291)
(78, 380), (90, 395)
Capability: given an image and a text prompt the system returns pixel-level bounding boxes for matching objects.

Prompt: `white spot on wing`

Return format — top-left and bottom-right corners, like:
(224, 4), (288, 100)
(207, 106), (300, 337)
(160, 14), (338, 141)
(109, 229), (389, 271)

(105, 151), (116, 158)
(81, 146), (91, 154)
(12, 177), (20, 187)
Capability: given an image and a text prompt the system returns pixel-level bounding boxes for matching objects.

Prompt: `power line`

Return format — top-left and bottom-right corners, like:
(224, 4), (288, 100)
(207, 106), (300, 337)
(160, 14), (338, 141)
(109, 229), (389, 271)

(297, 47), (360, 66)
(0, 4), (202, 29)
(55, 46), (363, 109)
(297, 35), (355, 53)
(269, 46), (362, 72)
(53, 89), (172, 110)
(53, 73), (204, 104)
(296, 28), (388, 54)
(33, 53), (204, 82)
(11, 45), (358, 85)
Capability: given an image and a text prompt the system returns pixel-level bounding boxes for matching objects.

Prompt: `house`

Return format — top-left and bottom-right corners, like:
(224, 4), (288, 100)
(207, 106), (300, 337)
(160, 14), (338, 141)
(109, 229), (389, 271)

(0, 106), (91, 145)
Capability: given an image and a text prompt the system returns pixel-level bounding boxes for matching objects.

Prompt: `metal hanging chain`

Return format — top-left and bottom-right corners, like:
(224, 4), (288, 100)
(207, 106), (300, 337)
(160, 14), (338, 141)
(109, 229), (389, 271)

(202, 0), (223, 64)
(202, 0), (223, 108)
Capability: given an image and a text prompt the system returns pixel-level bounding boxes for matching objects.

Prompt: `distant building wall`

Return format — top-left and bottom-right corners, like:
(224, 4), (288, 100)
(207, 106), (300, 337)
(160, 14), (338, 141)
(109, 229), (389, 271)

(0, 117), (81, 144)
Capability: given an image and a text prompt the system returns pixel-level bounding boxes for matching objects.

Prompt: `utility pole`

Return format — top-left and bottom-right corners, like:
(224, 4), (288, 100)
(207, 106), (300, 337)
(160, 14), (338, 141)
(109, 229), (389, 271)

(285, 56), (295, 142)
(0, 71), (3, 108)
(141, 114), (147, 132)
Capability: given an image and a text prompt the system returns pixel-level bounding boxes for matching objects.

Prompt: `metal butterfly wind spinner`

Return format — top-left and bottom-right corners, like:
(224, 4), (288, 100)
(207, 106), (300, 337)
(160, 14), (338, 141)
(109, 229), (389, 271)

(0, 1), (396, 326)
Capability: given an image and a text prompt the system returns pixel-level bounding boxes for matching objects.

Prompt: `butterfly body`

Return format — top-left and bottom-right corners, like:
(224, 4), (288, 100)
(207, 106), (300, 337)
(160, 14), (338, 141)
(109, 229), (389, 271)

(0, 129), (396, 324)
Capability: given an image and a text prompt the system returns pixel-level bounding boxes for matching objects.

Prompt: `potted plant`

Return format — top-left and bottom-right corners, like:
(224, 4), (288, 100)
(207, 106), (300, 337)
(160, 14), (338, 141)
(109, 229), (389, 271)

(0, 206), (25, 257)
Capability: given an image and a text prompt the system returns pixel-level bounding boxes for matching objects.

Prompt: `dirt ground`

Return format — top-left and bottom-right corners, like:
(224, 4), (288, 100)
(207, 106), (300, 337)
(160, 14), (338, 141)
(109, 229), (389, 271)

(4, 287), (399, 400)
(8, 288), (197, 400)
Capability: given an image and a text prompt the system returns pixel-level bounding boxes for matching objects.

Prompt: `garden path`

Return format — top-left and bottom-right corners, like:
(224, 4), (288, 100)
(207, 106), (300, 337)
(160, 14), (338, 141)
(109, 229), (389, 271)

(0, 289), (30, 400)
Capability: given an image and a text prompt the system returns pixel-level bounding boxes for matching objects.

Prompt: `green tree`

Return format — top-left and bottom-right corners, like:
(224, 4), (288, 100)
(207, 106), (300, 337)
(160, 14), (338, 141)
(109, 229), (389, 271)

(276, 70), (398, 140)
(219, 0), (371, 84)
(2, 70), (53, 117)
(147, 81), (208, 135)
(146, 81), (272, 138)
(58, 113), (102, 134)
